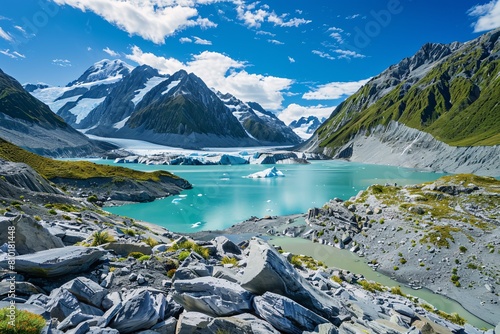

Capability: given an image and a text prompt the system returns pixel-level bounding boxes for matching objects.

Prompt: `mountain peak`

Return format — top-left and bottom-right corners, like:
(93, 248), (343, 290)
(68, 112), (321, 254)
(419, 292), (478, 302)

(67, 59), (134, 87)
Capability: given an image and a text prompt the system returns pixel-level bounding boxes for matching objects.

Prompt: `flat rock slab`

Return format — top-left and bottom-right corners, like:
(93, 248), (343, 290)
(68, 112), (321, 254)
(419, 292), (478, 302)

(1, 246), (106, 277)
(253, 292), (330, 334)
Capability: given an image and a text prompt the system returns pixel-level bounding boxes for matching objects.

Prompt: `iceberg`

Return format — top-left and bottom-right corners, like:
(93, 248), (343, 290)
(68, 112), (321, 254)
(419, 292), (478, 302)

(245, 167), (285, 179)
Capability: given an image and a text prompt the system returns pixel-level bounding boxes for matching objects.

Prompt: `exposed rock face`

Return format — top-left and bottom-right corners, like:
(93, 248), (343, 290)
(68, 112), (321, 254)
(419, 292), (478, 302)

(109, 289), (163, 333)
(61, 277), (108, 308)
(173, 276), (254, 317)
(240, 238), (342, 322)
(254, 292), (330, 334)
(0, 215), (64, 255)
(316, 121), (500, 176)
(1, 246), (105, 277)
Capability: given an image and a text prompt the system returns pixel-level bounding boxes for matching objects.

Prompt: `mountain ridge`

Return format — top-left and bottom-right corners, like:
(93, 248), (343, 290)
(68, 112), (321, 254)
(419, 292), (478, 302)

(302, 28), (500, 175)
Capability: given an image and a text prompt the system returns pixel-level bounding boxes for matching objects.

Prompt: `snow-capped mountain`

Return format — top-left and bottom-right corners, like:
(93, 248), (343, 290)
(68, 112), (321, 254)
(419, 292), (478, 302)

(218, 92), (301, 145)
(289, 116), (325, 140)
(28, 59), (133, 127)
(78, 65), (168, 130)
(27, 59), (301, 148)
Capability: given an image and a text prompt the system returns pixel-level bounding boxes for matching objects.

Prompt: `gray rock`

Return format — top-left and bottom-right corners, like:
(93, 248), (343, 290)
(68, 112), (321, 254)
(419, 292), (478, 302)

(102, 291), (122, 310)
(149, 317), (177, 334)
(240, 238), (341, 321)
(464, 323), (483, 334)
(87, 328), (120, 334)
(0, 281), (45, 297)
(57, 310), (94, 331)
(109, 289), (161, 333)
(67, 322), (90, 334)
(173, 254), (212, 281)
(97, 301), (123, 328)
(45, 288), (81, 321)
(0, 215), (64, 255)
(206, 317), (253, 333)
(213, 236), (241, 255)
(1, 246), (106, 277)
(62, 277), (108, 308)
(129, 273), (138, 281)
(175, 311), (213, 334)
(392, 303), (415, 319)
(101, 271), (114, 288)
(152, 244), (168, 253)
(233, 313), (280, 334)
(390, 314), (410, 328)
(496, 322), (500, 334)
(253, 292), (330, 334)
(212, 266), (241, 283)
(103, 242), (152, 256)
(303, 323), (339, 334)
(173, 276), (253, 316)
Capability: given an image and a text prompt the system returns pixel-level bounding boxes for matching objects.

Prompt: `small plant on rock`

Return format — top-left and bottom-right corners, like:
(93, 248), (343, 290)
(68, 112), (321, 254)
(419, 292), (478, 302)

(91, 230), (115, 246)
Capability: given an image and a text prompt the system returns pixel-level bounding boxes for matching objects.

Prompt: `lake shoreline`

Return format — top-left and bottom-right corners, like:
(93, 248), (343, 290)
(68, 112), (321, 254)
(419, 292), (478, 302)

(188, 211), (497, 329)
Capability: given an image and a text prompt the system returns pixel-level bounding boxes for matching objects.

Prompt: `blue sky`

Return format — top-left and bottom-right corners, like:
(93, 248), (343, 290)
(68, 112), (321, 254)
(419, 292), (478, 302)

(1, 0), (499, 124)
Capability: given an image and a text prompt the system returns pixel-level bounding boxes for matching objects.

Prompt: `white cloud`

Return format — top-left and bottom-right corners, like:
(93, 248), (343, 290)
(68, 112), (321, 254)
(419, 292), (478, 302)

(103, 47), (119, 57)
(52, 59), (72, 67)
(193, 36), (212, 45)
(235, 1), (311, 28)
(13, 51), (25, 58)
(179, 37), (193, 43)
(0, 49), (24, 59)
(468, 0), (500, 32)
(0, 27), (13, 42)
(278, 103), (334, 126)
(256, 30), (275, 37)
(312, 50), (335, 60)
(303, 78), (371, 100)
(268, 39), (284, 45)
(14, 25), (26, 33)
(87, 46), (92, 51)
(329, 32), (343, 44)
(126, 46), (293, 110)
(52, 0), (217, 44)
(288, 56), (295, 63)
(334, 49), (365, 59)
(345, 14), (360, 19)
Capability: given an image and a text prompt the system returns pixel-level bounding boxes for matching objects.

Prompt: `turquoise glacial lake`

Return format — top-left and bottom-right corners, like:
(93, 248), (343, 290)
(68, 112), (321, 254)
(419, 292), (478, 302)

(98, 160), (446, 233)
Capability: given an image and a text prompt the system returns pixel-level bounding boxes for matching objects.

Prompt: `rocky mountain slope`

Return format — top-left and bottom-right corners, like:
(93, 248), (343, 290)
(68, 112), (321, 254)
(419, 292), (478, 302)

(1, 158), (497, 332)
(218, 92), (302, 145)
(304, 29), (500, 175)
(0, 68), (111, 157)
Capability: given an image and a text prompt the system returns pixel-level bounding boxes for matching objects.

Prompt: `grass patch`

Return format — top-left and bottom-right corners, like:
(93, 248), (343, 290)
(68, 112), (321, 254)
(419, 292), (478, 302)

(91, 230), (115, 246)
(142, 237), (159, 247)
(0, 307), (46, 334)
(0, 138), (179, 182)
(359, 279), (386, 293)
(221, 256), (239, 266)
(168, 240), (210, 259)
(420, 225), (461, 248)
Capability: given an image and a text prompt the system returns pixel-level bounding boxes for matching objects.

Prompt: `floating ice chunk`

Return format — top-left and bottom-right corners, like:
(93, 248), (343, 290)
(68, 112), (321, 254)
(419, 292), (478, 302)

(266, 200), (271, 203)
(191, 222), (201, 228)
(178, 195), (187, 198)
(245, 167), (285, 179)
(197, 194), (203, 197)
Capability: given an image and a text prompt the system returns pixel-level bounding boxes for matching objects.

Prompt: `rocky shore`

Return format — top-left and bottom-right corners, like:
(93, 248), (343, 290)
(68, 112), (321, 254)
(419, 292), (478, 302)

(1, 155), (499, 333)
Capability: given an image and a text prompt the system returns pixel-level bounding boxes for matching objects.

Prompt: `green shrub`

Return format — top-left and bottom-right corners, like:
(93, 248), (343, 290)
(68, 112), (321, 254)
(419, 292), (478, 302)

(128, 252), (145, 259)
(122, 228), (136, 237)
(390, 286), (406, 296)
(87, 195), (98, 203)
(221, 256), (238, 266)
(143, 237), (159, 247)
(0, 307), (46, 334)
(393, 266), (399, 271)
(399, 258), (407, 264)
(459, 246), (467, 253)
(91, 231), (115, 246)
(289, 255), (302, 268)
(331, 275), (343, 284)
(166, 268), (176, 278)
(168, 241), (209, 259)
(138, 255), (151, 262)
(178, 250), (191, 262)
(359, 280), (386, 292)
(48, 209), (57, 215)
(467, 263), (478, 270)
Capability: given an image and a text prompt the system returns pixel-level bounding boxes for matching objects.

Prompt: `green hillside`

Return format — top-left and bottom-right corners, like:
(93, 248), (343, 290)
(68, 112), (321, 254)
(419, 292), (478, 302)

(0, 138), (178, 182)
(317, 30), (500, 152)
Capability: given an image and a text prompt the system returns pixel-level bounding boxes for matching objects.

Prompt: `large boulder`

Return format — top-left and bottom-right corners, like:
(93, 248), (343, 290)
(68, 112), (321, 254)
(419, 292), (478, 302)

(175, 311), (213, 334)
(109, 289), (163, 333)
(0, 215), (64, 254)
(102, 242), (152, 256)
(61, 277), (108, 308)
(213, 236), (241, 255)
(253, 292), (330, 334)
(1, 246), (106, 277)
(45, 288), (82, 321)
(172, 276), (253, 317)
(233, 313), (281, 334)
(206, 317), (253, 333)
(240, 238), (341, 321)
